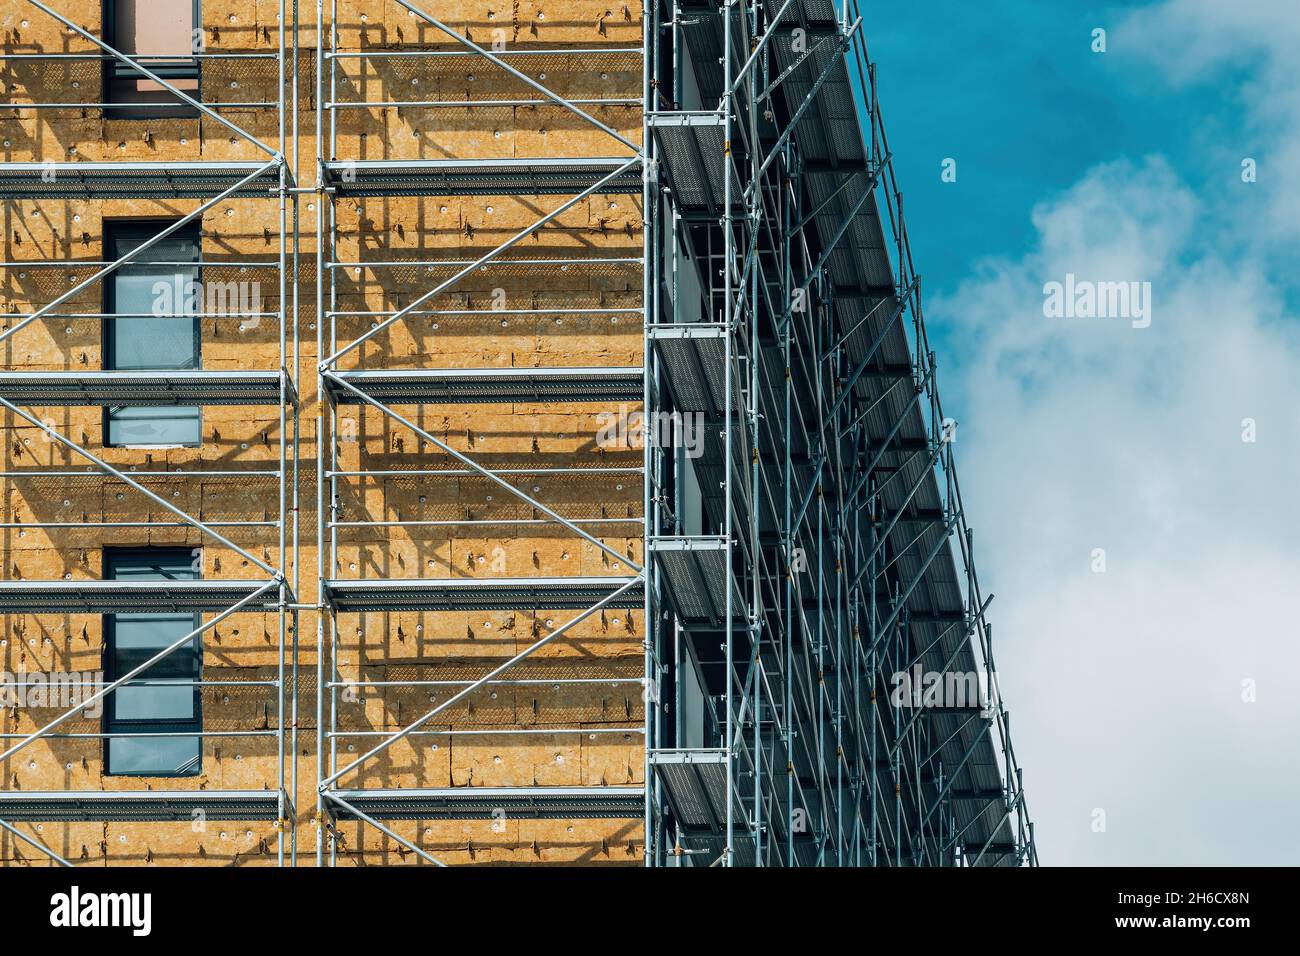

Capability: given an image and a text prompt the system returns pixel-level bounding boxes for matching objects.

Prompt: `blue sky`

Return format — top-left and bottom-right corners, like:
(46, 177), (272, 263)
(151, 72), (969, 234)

(858, 1), (1300, 865)
(865, 1), (1286, 304)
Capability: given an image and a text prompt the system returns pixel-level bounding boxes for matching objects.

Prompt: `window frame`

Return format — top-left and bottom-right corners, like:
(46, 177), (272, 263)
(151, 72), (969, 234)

(102, 547), (204, 778)
(102, 0), (202, 118)
(102, 219), (204, 449)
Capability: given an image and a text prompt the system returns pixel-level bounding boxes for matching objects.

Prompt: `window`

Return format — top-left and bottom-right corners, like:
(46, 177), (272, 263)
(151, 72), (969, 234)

(103, 549), (203, 777)
(103, 0), (201, 119)
(104, 221), (202, 447)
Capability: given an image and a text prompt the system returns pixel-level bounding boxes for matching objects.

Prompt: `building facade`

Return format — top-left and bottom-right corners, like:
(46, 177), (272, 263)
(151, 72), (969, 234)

(0, 0), (1035, 866)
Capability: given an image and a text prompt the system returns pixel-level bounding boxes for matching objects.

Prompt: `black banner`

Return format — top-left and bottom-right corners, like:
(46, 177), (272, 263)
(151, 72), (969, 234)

(1, 866), (1280, 943)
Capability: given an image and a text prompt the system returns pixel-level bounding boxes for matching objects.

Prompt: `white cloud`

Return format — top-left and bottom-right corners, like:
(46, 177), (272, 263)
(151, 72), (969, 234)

(1115, 0), (1300, 246)
(934, 153), (1300, 864)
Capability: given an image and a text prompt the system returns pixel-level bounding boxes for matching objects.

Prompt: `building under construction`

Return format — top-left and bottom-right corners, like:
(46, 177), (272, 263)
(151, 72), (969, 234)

(0, 0), (1036, 866)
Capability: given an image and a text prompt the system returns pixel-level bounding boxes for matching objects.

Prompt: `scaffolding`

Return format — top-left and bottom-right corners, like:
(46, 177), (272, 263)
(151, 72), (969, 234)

(0, 0), (299, 865)
(0, 0), (1035, 867)
(313, 0), (650, 866)
(643, 0), (1036, 866)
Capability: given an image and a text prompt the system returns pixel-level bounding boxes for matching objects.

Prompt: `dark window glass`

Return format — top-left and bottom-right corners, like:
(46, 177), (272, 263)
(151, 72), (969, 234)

(104, 0), (201, 119)
(103, 549), (202, 777)
(104, 222), (202, 447)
